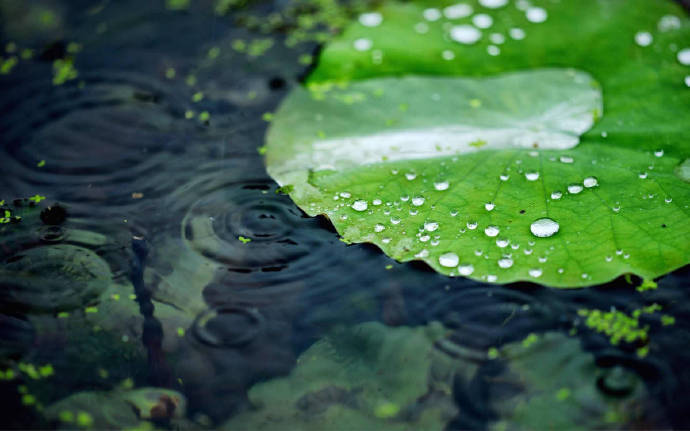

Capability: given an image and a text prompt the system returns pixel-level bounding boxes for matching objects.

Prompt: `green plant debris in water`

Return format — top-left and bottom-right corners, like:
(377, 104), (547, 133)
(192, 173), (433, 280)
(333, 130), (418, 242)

(265, 0), (690, 287)
(53, 58), (78, 85)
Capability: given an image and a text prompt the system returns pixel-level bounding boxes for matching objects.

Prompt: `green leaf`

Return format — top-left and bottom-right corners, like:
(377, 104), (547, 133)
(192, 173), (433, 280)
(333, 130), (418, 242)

(265, 0), (690, 287)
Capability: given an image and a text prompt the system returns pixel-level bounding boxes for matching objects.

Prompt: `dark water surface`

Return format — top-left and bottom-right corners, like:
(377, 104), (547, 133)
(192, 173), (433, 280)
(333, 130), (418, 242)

(1, 1), (689, 429)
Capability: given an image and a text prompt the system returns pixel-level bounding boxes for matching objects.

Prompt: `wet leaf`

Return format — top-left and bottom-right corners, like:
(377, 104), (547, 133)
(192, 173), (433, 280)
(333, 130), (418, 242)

(265, 0), (690, 287)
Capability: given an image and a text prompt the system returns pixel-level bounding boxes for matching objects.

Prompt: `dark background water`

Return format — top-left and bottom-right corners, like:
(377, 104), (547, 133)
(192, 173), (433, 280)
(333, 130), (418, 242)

(1, 0), (689, 429)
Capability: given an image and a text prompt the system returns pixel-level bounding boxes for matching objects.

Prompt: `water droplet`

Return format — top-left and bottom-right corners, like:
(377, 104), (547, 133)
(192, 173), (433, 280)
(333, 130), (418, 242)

(340, 192), (351, 198)
(509, 27), (525, 40)
(443, 3), (473, 19)
(485, 225), (500, 237)
(567, 184), (583, 194)
(511, 243), (520, 250)
(479, 0), (508, 8)
(498, 257), (514, 268)
(391, 217), (401, 225)
(458, 264), (474, 276)
(623, 253), (630, 259)
(439, 252), (459, 268)
(382, 237), (391, 244)
(685, 76), (690, 87)
(412, 196), (425, 206)
(538, 256), (547, 263)
(616, 249), (623, 255)
(374, 224), (386, 232)
(467, 221), (478, 230)
(528, 268), (543, 278)
(431, 239), (440, 246)
(551, 191), (562, 200)
(423, 7), (442, 21)
(352, 200), (368, 211)
(634, 31), (653, 47)
(400, 195), (410, 202)
(605, 255), (613, 262)
(472, 14), (493, 29)
(405, 172), (417, 180)
(434, 181), (449, 191)
(487, 274), (498, 282)
(496, 238), (509, 248)
(581, 273), (588, 279)
(424, 221), (439, 232)
(559, 155), (574, 164)
(530, 217), (559, 238)
(450, 210), (459, 217)
(639, 172), (648, 179)
(654, 149), (664, 158)
(677, 48), (690, 66)
(658, 15), (681, 32)
(612, 206), (620, 212)
(409, 209), (418, 215)
(583, 176), (598, 188)
(524, 248), (533, 255)
(415, 249), (429, 258)
(441, 50), (455, 61)
(487, 45), (500, 56)
(420, 235), (430, 242)
(359, 12), (383, 27)
(665, 197), (673, 203)
(340, 214), (348, 220)
(353, 38), (373, 51)
(490, 33), (505, 44)
(474, 249), (483, 256)
(525, 172), (540, 181)
(499, 174), (509, 181)
(450, 25), (482, 44)
(485, 202), (495, 211)
(526, 7), (547, 23)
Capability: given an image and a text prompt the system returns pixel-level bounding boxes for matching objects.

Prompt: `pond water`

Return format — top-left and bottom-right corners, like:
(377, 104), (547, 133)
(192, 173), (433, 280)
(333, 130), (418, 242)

(1, 0), (689, 429)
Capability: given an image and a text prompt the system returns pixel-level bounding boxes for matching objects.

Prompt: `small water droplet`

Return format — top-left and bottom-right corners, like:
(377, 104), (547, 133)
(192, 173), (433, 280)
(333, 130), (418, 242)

(605, 255), (613, 262)
(509, 27), (525, 40)
(474, 249), (483, 256)
(458, 264), (474, 275)
(391, 217), (401, 225)
(665, 197), (673, 203)
(530, 218), (559, 238)
(409, 209), (418, 215)
(496, 238), (509, 248)
(538, 256), (547, 263)
(551, 191), (562, 200)
(524, 248), (533, 255)
(424, 221), (439, 232)
(487, 274), (498, 282)
(612, 206), (620, 213)
(616, 249), (623, 255)
(439, 252), (459, 268)
(583, 176), (598, 188)
(500, 174), (509, 181)
(340, 192), (351, 198)
(623, 253), (630, 259)
(415, 249), (429, 258)
(567, 184), (583, 194)
(420, 235), (430, 242)
(634, 31), (653, 47)
(511, 243), (520, 250)
(400, 195), (410, 202)
(485, 202), (495, 211)
(485, 225), (500, 237)
(374, 224), (386, 232)
(412, 197), (425, 206)
(654, 149), (664, 158)
(423, 7), (441, 21)
(528, 268), (542, 278)
(601, 131), (608, 138)
(382, 237), (391, 244)
(581, 273), (588, 279)
(639, 172), (648, 179)
(559, 155), (574, 164)
(498, 257), (514, 268)
(443, 3), (473, 19)
(450, 210), (459, 216)
(353, 38), (373, 51)
(490, 33), (505, 44)
(352, 200), (368, 211)
(525, 172), (540, 181)
(405, 172), (417, 180)
(467, 221), (478, 230)
(658, 15), (681, 32)
(479, 0), (508, 8)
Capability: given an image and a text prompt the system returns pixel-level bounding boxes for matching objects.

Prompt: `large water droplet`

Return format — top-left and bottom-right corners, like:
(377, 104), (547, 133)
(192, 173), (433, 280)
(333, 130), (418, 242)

(423, 8), (441, 21)
(434, 181), (449, 191)
(472, 14), (493, 29)
(567, 184), (583, 194)
(496, 238), (509, 248)
(526, 7), (547, 23)
(485, 202), (495, 211)
(412, 196), (425, 206)
(551, 191), (562, 200)
(374, 224), (386, 232)
(498, 257), (514, 268)
(634, 31), (653, 47)
(353, 38), (373, 51)
(583, 176), (598, 188)
(467, 221), (478, 230)
(439, 252), (459, 267)
(530, 217), (559, 238)
(424, 221), (439, 232)
(485, 225), (500, 237)
(677, 48), (690, 66)
(443, 3), (473, 19)
(405, 172), (417, 180)
(352, 200), (368, 211)
(658, 15), (681, 31)
(525, 172), (540, 181)
(528, 268), (543, 278)
(450, 25), (482, 44)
